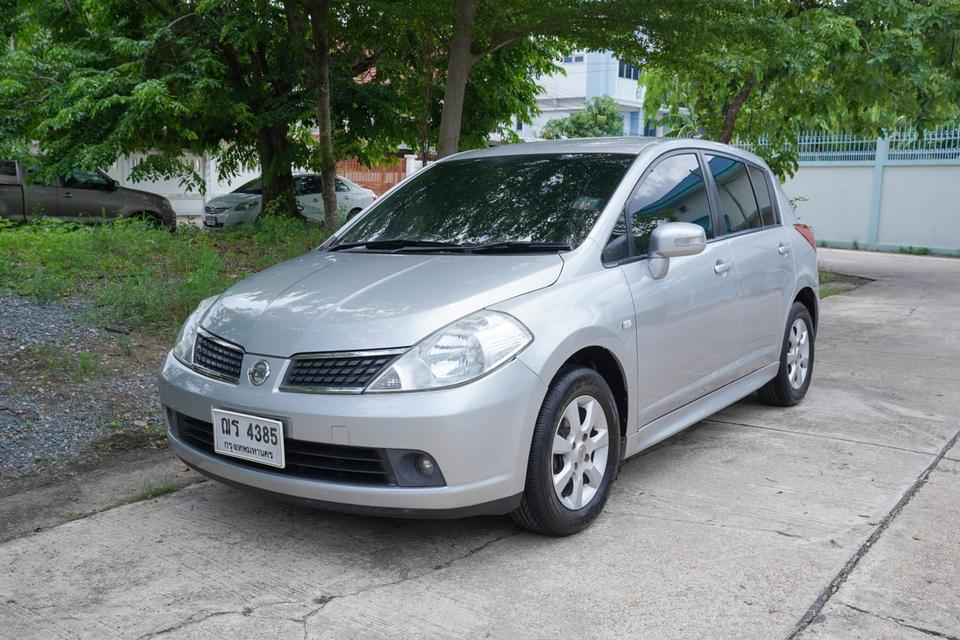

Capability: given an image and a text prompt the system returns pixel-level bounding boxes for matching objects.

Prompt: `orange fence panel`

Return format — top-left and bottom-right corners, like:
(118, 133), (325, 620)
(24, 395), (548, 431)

(336, 158), (406, 194)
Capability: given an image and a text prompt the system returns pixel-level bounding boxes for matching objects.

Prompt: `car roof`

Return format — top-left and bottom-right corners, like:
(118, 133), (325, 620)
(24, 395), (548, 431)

(447, 137), (769, 169)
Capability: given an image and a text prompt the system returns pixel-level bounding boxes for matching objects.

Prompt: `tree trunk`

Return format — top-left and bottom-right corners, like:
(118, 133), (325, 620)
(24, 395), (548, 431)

(256, 124), (298, 218)
(436, 0), (476, 158)
(718, 74), (757, 144)
(310, 2), (340, 233)
(419, 38), (435, 163)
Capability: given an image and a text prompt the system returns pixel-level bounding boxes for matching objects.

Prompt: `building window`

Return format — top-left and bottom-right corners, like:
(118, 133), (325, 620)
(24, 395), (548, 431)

(562, 55), (573, 63)
(517, 121), (523, 131)
(573, 54), (584, 63)
(618, 60), (640, 81)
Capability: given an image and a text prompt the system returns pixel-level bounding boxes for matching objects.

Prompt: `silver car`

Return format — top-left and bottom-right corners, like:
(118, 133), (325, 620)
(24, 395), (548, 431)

(160, 138), (819, 535)
(202, 173), (376, 229)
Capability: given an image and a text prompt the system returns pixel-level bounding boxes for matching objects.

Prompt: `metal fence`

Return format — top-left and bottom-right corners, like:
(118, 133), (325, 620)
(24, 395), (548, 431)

(734, 127), (960, 163)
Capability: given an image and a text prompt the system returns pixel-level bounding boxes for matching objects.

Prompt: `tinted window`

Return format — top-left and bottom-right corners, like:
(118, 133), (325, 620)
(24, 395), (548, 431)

(627, 153), (712, 255)
(297, 176), (323, 195)
(338, 153), (634, 248)
(335, 178), (349, 192)
(706, 155), (761, 233)
(748, 166), (778, 226)
(63, 170), (111, 190)
(234, 178), (262, 194)
(0, 161), (16, 177)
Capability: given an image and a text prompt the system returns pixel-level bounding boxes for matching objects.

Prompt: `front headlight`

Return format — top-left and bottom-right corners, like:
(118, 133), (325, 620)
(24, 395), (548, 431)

(234, 199), (259, 211)
(366, 310), (532, 392)
(171, 296), (219, 366)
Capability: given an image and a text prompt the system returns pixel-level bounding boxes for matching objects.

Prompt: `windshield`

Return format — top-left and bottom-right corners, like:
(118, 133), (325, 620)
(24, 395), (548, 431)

(233, 178), (262, 195)
(334, 153), (634, 250)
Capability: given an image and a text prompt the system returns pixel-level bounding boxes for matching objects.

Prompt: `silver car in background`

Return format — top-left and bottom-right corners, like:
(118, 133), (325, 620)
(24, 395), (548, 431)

(202, 173), (376, 228)
(160, 138), (819, 535)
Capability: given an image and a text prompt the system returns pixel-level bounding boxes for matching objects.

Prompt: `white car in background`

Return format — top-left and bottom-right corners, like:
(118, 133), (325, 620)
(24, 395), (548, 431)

(203, 173), (376, 228)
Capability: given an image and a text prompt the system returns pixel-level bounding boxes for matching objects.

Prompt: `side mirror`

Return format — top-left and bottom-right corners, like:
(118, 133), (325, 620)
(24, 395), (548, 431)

(108, 178), (119, 191)
(647, 222), (707, 279)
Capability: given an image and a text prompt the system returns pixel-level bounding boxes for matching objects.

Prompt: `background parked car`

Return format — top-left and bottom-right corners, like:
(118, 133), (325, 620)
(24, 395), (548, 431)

(202, 173), (376, 229)
(0, 160), (177, 228)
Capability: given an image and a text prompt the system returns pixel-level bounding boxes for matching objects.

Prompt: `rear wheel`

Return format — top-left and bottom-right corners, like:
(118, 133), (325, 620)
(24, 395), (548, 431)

(346, 207), (362, 220)
(511, 367), (620, 536)
(757, 301), (815, 406)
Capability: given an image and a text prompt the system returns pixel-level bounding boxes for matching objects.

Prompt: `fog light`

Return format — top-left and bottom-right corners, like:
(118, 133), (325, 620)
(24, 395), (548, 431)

(415, 454), (436, 477)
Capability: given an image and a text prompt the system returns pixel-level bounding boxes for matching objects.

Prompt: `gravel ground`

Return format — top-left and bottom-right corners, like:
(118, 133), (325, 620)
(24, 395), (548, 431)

(0, 294), (167, 481)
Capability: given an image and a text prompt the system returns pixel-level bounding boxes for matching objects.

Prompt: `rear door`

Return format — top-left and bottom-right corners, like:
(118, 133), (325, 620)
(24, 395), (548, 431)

(20, 164), (60, 219)
(614, 150), (742, 426)
(59, 170), (122, 221)
(703, 154), (796, 376)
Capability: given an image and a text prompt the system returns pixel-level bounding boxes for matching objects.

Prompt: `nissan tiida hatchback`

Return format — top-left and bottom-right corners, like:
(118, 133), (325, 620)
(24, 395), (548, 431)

(160, 138), (819, 536)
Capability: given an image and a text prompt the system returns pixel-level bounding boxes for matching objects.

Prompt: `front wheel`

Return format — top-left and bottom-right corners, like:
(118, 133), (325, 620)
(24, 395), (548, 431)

(512, 367), (621, 536)
(757, 301), (815, 406)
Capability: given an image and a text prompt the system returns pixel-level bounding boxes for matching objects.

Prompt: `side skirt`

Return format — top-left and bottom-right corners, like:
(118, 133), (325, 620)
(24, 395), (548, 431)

(623, 362), (779, 459)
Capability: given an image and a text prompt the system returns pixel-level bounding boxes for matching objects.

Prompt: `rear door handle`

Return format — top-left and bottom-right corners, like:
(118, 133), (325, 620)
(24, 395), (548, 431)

(62, 192), (73, 199)
(778, 243), (790, 255)
(714, 260), (733, 275)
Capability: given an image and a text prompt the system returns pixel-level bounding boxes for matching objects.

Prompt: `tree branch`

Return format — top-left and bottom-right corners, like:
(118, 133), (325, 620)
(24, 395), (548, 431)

(719, 73), (756, 143)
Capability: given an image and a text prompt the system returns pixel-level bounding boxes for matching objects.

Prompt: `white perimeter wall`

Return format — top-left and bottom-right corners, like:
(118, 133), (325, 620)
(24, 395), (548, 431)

(782, 163), (960, 253)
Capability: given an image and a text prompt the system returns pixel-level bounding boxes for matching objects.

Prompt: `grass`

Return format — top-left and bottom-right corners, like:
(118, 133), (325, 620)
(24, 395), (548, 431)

(0, 215), (328, 336)
(899, 245), (932, 255)
(126, 482), (180, 503)
(13, 343), (111, 383)
(819, 267), (871, 298)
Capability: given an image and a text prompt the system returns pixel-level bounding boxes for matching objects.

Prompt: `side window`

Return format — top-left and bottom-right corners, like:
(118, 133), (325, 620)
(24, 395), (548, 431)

(0, 161), (16, 177)
(297, 176), (323, 195)
(628, 153), (713, 256)
(335, 178), (349, 192)
(706, 155), (761, 234)
(748, 166), (778, 226)
(63, 170), (111, 190)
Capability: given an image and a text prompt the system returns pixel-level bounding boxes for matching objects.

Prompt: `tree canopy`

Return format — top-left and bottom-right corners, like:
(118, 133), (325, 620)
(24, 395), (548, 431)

(1, 0), (958, 225)
(642, 0), (960, 177)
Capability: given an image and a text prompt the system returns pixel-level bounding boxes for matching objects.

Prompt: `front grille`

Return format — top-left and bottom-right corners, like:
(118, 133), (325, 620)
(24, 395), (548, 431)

(204, 205), (229, 214)
(174, 413), (395, 485)
(194, 333), (243, 383)
(283, 352), (401, 391)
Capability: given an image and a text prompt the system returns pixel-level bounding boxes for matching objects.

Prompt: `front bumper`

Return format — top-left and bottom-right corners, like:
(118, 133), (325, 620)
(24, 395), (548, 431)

(159, 352), (547, 513)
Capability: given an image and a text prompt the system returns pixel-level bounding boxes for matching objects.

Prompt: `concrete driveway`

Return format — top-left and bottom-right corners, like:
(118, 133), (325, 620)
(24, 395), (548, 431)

(2, 248), (958, 640)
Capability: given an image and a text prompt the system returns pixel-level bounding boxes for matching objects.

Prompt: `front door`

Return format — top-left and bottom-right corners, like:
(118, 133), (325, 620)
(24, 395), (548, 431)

(59, 170), (122, 221)
(295, 175), (326, 220)
(616, 151), (741, 426)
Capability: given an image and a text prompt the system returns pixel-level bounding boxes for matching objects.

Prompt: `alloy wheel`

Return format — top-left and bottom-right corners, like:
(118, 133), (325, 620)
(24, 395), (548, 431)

(551, 394), (610, 510)
(786, 318), (811, 389)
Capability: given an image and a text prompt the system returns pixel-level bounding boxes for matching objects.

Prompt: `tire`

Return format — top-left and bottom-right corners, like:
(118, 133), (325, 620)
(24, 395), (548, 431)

(346, 207), (362, 220)
(757, 301), (815, 407)
(511, 366), (621, 536)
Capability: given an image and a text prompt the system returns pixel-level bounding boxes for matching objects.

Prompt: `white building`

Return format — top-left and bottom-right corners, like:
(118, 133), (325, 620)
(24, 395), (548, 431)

(517, 51), (655, 140)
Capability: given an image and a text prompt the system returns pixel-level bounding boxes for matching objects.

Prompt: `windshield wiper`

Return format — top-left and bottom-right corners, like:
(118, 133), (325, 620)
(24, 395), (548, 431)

(469, 241), (571, 253)
(328, 239), (469, 252)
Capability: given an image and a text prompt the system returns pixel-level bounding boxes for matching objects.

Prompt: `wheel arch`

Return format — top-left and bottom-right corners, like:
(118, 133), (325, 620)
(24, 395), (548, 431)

(794, 287), (818, 334)
(554, 346), (629, 445)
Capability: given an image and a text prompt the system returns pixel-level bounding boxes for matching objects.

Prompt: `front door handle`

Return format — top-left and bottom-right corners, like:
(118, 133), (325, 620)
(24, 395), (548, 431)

(714, 260), (733, 275)
(62, 192), (73, 199)
(778, 243), (790, 255)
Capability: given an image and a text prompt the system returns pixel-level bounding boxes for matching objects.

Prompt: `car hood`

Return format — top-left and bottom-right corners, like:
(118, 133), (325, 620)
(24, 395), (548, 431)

(202, 251), (564, 356)
(119, 187), (165, 203)
(207, 193), (260, 208)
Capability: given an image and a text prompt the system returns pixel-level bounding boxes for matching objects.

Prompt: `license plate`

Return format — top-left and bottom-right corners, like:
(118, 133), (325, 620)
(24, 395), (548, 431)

(212, 409), (285, 468)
